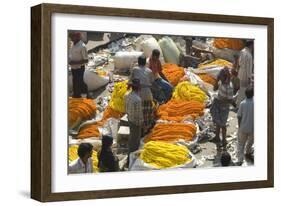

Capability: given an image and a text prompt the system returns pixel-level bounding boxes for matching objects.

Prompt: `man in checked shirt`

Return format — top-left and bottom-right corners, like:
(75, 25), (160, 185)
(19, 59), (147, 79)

(125, 79), (143, 162)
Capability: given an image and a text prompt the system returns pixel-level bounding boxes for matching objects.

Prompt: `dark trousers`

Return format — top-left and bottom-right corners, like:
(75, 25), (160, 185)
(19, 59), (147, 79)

(127, 122), (142, 168)
(128, 122), (142, 153)
(71, 66), (88, 98)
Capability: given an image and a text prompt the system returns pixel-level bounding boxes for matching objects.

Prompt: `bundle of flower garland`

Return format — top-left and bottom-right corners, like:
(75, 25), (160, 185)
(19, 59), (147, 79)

(198, 58), (233, 69)
(109, 80), (129, 113)
(213, 38), (244, 50)
(77, 106), (124, 139)
(172, 81), (207, 103)
(69, 98), (97, 129)
(156, 99), (205, 121)
(102, 106), (124, 121)
(77, 122), (103, 139)
(140, 141), (191, 168)
(145, 122), (197, 142)
(198, 74), (217, 86)
(162, 63), (185, 86)
(68, 144), (99, 172)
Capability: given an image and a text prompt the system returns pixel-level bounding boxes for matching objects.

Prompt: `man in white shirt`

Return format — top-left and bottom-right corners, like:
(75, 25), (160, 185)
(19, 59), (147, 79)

(69, 143), (93, 174)
(237, 87), (254, 165)
(236, 40), (253, 105)
(69, 32), (89, 98)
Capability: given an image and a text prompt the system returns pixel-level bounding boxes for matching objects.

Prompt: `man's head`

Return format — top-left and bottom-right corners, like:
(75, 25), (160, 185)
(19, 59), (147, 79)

(69, 32), (81, 44)
(231, 69), (238, 77)
(77, 143), (93, 160)
(138, 55), (147, 67)
(219, 67), (231, 84)
(221, 151), (231, 166)
(101, 135), (113, 150)
(245, 40), (253, 50)
(128, 78), (141, 92)
(152, 49), (160, 60)
(245, 87), (254, 99)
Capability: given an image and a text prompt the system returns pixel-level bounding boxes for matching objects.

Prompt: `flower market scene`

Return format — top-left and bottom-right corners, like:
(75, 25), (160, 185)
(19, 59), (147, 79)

(68, 31), (254, 174)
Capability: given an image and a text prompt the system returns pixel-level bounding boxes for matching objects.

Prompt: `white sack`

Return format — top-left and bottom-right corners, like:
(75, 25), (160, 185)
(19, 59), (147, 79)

(113, 51), (143, 72)
(139, 37), (165, 64)
(69, 69), (109, 91)
(159, 36), (180, 64)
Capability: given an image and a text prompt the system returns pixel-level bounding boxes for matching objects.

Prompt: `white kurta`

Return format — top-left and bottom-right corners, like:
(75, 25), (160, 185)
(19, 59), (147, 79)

(69, 40), (88, 69)
(69, 157), (93, 174)
(238, 47), (253, 86)
(237, 47), (253, 105)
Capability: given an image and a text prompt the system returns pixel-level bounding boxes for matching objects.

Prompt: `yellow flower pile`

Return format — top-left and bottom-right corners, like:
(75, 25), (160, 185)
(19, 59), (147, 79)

(198, 58), (233, 69)
(109, 80), (129, 113)
(172, 81), (207, 103)
(140, 141), (191, 169)
(68, 144), (99, 172)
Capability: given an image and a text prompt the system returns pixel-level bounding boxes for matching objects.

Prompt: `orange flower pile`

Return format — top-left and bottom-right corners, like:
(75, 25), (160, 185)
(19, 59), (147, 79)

(157, 99), (205, 122)
(77, 106), (124, 139)
(69, 98), (97, 128)
(162, 63), (185, 86)
(77, 122), (103, 139)
(145, 122), (197, 142)
(213, 38), (244, 50)
(102, 106), (124, 121)
(198, 74), (216, 86)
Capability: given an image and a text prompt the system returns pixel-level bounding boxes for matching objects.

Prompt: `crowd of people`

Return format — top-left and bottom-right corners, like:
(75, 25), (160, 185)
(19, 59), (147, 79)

(68, 32), (254, 173)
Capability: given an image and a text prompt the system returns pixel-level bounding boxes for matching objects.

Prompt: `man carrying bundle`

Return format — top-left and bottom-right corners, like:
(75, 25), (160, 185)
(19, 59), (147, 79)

(148, 49), (173, 103)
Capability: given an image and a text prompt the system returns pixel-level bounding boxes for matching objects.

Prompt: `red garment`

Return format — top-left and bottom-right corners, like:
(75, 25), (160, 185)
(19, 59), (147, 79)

(148, 57), (162, 74)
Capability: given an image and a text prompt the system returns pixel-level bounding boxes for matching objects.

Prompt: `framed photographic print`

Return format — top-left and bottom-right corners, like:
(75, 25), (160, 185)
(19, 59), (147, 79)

(31, 3), (274, 202)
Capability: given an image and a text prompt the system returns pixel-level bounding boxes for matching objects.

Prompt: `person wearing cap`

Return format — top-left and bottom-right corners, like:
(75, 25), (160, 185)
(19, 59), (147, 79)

(125, 79), (143, 162)
(236, 40), (253, 105)
(98, 135), (119, 172)
(129, 55), (155, 134)
(69, 32), (89, 98)
(69, 143), (93, 174)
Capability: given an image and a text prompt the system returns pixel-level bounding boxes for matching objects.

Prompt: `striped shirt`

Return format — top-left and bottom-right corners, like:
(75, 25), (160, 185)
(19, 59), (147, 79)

(125, 91), (144, 126)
